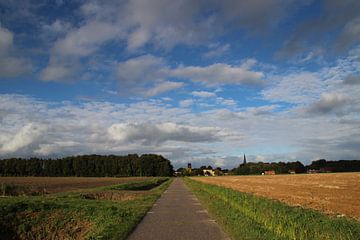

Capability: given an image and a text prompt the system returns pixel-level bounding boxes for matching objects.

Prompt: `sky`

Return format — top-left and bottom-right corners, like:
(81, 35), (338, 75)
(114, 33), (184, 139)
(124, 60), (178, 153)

(0, 0), (359, 169)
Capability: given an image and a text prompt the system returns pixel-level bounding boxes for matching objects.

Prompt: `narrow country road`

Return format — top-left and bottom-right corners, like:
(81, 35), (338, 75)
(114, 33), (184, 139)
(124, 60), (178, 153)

(128, 178), (229, 240)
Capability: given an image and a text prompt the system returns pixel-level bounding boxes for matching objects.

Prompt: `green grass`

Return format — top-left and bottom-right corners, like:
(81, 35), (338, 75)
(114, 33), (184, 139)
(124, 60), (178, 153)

(184, 177), (360, 240)
(109, 177), (169, 191)
(0, 177), (172, 240)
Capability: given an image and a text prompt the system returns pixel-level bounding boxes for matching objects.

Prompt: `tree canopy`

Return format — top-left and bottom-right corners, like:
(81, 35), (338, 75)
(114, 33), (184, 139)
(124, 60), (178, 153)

(0, 154), (174, 177)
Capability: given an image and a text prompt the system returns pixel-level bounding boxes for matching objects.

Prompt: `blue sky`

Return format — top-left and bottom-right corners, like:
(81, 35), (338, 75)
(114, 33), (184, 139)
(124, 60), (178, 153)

(0, 0), (359, 169)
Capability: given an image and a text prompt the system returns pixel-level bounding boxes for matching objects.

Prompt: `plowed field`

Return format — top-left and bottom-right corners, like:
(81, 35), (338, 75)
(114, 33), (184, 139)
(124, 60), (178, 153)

(192, 173), (360, 221)
(0, 177), (149, 194)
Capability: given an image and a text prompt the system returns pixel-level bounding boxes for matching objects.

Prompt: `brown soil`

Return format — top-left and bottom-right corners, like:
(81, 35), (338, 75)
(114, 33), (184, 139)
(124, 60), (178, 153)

(0, 177), (149, 194)
(192, 173), (360, 221)
(81, 190), (144, 201)
(14, 210), (92, 240)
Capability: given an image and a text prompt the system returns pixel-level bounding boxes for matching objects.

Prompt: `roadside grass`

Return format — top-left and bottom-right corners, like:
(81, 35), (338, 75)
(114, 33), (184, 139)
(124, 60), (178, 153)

(184, 177), (360, 240)
(0, 177), (171, 240)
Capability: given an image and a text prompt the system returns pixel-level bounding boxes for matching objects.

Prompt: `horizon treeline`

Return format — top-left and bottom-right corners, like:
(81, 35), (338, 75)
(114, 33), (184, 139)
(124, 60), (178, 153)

(233, 159), (360, 175)
(0, 154), (174, 177)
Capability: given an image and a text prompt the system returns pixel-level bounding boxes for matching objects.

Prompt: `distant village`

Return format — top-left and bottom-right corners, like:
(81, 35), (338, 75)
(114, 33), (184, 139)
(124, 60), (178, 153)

(175, 155), (360, 176)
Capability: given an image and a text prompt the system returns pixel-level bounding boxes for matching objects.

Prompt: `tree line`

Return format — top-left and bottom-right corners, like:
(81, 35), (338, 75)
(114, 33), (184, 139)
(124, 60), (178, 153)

(232, 161), (306, 175)
(307, 159), (360, 172)
(0, 154), (174, 177)
(232, 159), (360, 175)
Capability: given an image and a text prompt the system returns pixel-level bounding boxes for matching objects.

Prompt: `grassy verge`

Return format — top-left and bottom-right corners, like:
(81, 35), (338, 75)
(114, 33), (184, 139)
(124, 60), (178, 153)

(184, 177), (360, 240)
(0, 177), (172, 240)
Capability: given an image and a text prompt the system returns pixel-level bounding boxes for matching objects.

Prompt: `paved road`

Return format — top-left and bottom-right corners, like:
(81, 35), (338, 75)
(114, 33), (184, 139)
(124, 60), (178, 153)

(128, 178), (229, 240)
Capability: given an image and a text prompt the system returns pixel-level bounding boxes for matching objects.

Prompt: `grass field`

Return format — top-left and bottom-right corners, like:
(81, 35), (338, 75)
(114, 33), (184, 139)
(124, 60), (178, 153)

(185, 177), (360, 240)
(0, 177), (171, 240)
(192, 173), (360, 221)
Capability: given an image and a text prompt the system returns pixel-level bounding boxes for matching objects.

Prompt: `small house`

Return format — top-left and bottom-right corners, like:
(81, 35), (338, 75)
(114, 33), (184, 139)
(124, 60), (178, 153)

(203, 169), (216, 176)
(263, 170), (276, 175)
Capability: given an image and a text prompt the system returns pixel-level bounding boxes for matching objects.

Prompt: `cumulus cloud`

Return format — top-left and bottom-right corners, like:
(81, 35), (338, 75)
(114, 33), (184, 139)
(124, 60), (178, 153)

(0, 123), (47, 154)
(40, 57), (80, 82)
(114, 55), (263, 96)
(179, 99), (194, 108)
(246, 105), (278, 115)
(116, 55), (168, 84)
(36, 0), (307, 82)
(144, 81), (184, 97)
(262, 72), (324, 104)
(1, 93), (360, 168)
(335, 17), (360, 52)
(278, 0), (360, 57)
(116, 55), (264, 87)
(192, 91), (216, 98)
(306, 92), (350, 115)
(108, 122), (220, 145)
(53, 21), (121, 57)
(173, 60), (264, 86)
(0, 24), (32, 77)
(343, 75), (360, 85)
(203, 43), (230, 58)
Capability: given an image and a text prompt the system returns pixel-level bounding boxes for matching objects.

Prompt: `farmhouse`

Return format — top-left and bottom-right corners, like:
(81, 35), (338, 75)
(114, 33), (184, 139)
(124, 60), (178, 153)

(262, 170), (276, 175)
(203, 169), (216, 176)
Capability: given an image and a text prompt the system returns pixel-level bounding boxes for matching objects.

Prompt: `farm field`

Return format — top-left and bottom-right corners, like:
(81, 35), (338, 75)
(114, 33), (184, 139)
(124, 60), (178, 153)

(185, 177), (360, 240)
(0, 177), (171, 239)
(192, 172), (360, 221)
(0, 177), (149, 194)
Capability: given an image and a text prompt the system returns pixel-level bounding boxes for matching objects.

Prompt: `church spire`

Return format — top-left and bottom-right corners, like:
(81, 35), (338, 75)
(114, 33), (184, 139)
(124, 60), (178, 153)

(243, 154), (247, 165)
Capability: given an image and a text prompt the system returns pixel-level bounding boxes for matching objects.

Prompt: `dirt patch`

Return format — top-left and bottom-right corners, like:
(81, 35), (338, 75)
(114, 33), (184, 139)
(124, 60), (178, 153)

(192, 173), (360, 221)
(0, 177), (150, 194)
(12, 210), (92, 240)
(81, 190), (143, 201)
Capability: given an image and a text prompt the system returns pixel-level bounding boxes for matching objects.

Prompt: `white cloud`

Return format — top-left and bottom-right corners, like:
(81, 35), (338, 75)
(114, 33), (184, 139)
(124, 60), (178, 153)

(305, 92), (350, 115)
(42, 19), (72, 35)
(343, 75), (360, 85)
(246, 105), (278, 115)
(0, 25), (13, 53)
(203, 43), (230, 58)
(53, 21), (121, 57)
(0, 123), (47, 154)
(0, 25), (32, 77)
(262, 72), (324, 104)
(1, 93), (360, 168)
(113, 55), (264, 96)
(144, 81), (184, 97)
(116, 55), (168, 84)
(192, 91), (216, 98)
(108, 122), (220, 145)
(179, 99), (194, 108)
(216, 97), (236, 106)
(40, 58), (80, 82)
(173, 61), (264, 86)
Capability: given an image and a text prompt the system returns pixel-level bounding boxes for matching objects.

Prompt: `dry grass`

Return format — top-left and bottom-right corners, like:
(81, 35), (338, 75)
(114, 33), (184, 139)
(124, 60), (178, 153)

(0, 177), (149, 194)
(192, 172), (360, 221)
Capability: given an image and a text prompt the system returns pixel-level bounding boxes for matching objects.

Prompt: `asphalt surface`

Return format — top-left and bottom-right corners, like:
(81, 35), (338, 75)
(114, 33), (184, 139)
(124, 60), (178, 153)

(127, 178), (229, 240)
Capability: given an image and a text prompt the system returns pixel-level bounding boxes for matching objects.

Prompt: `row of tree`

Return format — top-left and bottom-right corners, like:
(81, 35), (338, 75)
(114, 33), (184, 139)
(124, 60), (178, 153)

(307, 159), (360, 172)
(232, 159), (360, 175)
(0, 154), (174, 177)
(232, 161), (306, 175)
(176, 166), (229, 176)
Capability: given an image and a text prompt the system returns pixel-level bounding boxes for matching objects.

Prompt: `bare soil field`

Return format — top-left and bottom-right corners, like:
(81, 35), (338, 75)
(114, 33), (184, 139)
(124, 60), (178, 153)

(192, 173), (360, 221)
(0, 177), (149, 194)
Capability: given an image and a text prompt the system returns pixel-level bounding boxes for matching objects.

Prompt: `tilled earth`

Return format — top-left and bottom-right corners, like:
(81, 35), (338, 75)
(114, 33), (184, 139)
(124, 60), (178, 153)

(0, 177), (149, 194)
(192, 173), (360, 221)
